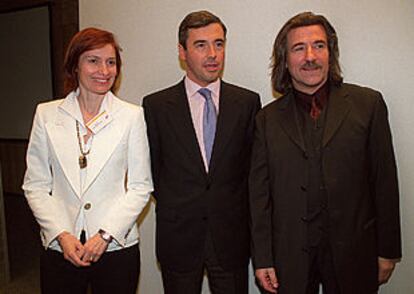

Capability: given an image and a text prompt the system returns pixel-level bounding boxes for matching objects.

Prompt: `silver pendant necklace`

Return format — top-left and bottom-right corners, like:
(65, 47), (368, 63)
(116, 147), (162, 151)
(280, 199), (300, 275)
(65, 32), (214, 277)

(76, 121), (90, 169)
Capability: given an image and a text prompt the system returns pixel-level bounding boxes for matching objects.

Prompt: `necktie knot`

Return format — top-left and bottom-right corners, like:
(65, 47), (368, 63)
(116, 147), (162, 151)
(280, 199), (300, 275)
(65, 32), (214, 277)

(198, 88), (212, 101)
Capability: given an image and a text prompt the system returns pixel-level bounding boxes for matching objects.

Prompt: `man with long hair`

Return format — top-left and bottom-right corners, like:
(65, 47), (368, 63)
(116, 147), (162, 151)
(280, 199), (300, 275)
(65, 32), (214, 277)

(249, 12), (401, 294)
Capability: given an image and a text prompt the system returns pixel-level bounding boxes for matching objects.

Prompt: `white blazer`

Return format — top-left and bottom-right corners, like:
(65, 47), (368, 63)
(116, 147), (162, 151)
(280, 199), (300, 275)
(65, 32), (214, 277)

(22, 91), (153, 251)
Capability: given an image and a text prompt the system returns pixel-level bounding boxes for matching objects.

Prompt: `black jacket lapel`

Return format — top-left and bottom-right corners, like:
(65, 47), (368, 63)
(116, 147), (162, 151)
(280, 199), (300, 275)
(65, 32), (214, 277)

(275, 92), (306, 152)
(166, 82), (206, 176)
(322, 85), (351, 147)
(208, 82), (240, 175)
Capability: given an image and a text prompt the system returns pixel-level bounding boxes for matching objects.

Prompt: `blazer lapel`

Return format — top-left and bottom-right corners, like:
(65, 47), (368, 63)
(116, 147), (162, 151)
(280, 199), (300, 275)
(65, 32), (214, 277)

(165, 82), (206, 176)
(46, 98), (82, 197)
(47, 93), (127, 197)
(322, 85), (351, 147)
(275, 92), (306, 152)
(82, 96), (123, 193)
(208, 82), (240, 175)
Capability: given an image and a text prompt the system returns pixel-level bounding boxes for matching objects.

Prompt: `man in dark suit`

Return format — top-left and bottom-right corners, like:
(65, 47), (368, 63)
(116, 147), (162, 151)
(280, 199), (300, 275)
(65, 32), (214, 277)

(249, 12), (401, 294)
(143, 11), (261, 294)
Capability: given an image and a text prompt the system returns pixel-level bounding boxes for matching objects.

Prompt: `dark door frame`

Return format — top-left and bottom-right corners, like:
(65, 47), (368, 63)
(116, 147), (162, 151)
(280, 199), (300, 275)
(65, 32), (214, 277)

(0, 1), (78, 285)
(0, 0), (79, 98)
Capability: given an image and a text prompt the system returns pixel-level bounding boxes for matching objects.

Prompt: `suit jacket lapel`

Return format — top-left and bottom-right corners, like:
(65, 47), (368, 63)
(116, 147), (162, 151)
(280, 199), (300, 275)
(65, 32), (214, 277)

(208, 82), (240, 175)
(46, 97), (82, 197)
(46, 93), (126, 198)
(322, 85), (351, 147)
(83, 96), (123, 193)
(275, 92), (306, 152)
(165, 81), (206, 176)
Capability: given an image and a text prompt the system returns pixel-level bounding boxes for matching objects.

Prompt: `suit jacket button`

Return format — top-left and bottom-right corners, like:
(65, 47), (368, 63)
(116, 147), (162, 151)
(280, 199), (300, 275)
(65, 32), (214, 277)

(300, 185), (307, 192)
(303, 152), (309, 159)
(84, 203), (91, 210)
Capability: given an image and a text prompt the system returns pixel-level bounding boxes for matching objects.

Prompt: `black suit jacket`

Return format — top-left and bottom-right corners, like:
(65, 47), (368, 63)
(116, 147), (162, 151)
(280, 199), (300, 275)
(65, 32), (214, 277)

(249, 83), (401, 294)
(143, 80), (261, 271)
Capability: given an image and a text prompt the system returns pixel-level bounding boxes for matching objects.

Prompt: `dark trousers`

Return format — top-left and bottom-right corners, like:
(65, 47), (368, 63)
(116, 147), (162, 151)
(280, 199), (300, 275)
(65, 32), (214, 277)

(40, 244), (140, 294)
(161, 232), (248, 294)
(306, 240), (340, 294)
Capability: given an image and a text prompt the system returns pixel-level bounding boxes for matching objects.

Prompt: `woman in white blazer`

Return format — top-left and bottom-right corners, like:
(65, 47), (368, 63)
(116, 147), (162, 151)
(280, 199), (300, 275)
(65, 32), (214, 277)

(22, 28), (153, 293)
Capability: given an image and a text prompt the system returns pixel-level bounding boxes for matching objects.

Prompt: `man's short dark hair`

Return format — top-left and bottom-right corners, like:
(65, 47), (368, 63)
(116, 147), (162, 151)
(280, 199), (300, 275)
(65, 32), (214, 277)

(178, 10), (227, 49)
(271, 11), (343, 94)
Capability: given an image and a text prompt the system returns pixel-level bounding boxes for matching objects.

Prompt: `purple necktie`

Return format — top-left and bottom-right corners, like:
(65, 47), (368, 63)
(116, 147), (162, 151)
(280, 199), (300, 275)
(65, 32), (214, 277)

(198, 88), (217, 165)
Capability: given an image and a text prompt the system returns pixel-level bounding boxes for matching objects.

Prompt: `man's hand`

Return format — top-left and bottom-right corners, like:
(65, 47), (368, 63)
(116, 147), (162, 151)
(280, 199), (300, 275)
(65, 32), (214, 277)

(57, 232), (90, 267)
(81, 233), (109, 263)
(256, 267), (279, 293)
(378, 257), (397, 285)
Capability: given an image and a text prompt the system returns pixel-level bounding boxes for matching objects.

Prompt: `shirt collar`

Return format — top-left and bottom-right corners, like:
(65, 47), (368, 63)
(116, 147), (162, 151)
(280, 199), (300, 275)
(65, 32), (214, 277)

(184, 76), (221, 99)
(59, 88), (114, 125)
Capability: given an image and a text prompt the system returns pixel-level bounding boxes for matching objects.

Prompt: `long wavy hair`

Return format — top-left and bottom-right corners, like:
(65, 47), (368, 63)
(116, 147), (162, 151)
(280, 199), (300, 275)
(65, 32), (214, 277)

(271, 12), (343, 95)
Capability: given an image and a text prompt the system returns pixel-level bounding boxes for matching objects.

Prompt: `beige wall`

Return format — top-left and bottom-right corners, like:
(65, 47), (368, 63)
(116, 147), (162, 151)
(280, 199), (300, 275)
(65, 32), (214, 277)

(80, 1), (414, 293)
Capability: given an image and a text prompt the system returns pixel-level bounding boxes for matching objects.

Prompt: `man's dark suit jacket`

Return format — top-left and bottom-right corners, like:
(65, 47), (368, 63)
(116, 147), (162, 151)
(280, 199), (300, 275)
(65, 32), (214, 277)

(249, 83), (401, 294)
(143, 80), (261, 271)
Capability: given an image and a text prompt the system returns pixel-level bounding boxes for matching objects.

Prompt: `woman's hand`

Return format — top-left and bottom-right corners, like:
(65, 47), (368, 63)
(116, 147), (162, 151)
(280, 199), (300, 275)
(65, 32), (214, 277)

(57, 232), (91, 267)
(81, 233), (109, 263)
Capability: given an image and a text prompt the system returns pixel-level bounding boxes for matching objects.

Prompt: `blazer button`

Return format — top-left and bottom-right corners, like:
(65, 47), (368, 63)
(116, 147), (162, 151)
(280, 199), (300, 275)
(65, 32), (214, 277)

(84, 203), (92, 210)
(303, 152), (309, 159)
(300, 185), (307, 192)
